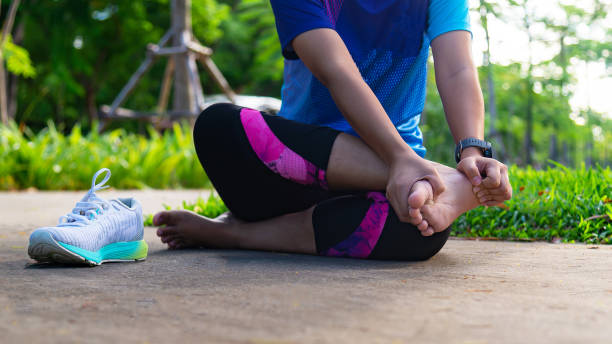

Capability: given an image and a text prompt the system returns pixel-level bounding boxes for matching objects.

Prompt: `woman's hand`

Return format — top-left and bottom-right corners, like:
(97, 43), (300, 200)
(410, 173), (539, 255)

(386, 155), (446, 223)
(457, 155), (512, 206)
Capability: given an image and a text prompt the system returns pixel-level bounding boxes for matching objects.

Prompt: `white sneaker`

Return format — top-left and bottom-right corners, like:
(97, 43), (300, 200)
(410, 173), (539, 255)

(28, 168), (148, 266)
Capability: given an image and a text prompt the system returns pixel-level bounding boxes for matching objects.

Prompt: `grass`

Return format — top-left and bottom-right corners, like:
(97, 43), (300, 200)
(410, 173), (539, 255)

(0, 121), (209, 190)
(147, 164), (612, 244)
(453, 163), (612, 244)
(2, 122), (610, 243)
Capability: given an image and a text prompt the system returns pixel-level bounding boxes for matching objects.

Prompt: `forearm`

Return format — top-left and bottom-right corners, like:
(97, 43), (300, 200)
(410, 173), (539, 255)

(437, 66), (485, 144)
(437, 67), (485, 159)
(431, 31), (485, 159)
(324, 68), (416, 164)
(293, 29), (416, 165)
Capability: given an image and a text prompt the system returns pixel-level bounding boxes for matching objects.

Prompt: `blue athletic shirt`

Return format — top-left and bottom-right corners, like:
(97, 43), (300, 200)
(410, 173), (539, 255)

(270, 0), (471, 157)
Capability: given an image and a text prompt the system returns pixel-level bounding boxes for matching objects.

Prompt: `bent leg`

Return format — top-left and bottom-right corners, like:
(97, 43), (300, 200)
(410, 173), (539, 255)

(193, 103), (341, 221)
(156, 192), (449, 261)
(312, 192), (449, 260)
(193, 103), (396, 221)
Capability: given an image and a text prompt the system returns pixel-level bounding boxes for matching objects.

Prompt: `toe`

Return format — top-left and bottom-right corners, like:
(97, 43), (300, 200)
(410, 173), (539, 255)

(168, 239), (184, 250)
(417, 220), (429, 232)
(421, 227), (434, 237)
(160, 234), (178, 244)
(408, 207), (423, 224)
(408, 180), (433, 210)
(153, 211), (179, 226)
(157, 226), (177, 237)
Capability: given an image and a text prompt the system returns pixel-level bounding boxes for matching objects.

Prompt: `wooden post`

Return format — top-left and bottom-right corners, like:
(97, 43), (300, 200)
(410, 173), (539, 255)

(100, 0), (236, 129)
(171, 0), (195, 115)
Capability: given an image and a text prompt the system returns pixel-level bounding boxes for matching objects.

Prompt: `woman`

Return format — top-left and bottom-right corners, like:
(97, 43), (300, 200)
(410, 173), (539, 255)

(153, 0), (512, 260)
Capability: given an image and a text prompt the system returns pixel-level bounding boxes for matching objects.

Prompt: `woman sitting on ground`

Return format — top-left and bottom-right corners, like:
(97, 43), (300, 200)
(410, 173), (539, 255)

(153, 0), (512, 260)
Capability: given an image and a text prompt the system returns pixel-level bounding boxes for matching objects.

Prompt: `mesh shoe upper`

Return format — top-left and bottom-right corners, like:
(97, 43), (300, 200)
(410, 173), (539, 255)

(30, 169), (144, 252)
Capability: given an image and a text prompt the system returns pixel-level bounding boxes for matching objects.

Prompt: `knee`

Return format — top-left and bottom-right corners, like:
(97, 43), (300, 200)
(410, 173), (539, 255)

(193, 103), (249, 157)
(193, 103), (237, 141)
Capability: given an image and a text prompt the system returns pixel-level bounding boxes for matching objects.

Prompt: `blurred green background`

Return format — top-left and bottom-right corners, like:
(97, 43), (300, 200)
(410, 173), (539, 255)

(0, 0), (610, 168)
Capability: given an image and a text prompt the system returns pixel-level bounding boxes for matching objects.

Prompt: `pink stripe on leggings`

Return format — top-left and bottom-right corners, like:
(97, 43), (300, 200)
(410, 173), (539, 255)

(324, 192), (389, 258)
(240, 108), (328, 189)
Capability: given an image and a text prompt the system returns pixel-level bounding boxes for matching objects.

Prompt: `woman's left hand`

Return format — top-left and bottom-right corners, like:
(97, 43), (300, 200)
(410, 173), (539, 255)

(457, 156), (512, 206)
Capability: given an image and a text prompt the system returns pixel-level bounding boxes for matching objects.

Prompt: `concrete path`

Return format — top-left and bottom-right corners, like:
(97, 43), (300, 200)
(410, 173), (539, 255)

(1, 191), (611, 344)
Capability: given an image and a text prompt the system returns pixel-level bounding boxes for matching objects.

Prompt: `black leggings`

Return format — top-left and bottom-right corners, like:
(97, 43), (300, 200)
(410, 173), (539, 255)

(193, 103), (450, 261)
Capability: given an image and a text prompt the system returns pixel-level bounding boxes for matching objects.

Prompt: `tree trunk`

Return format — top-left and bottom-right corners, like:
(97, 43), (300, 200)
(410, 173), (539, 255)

(0, 0), (21, 125)
(7, 19), (23, 121)
(523, 3), (534, 166)
(549, 134), (558, 161)
(480, 1), (507, 162)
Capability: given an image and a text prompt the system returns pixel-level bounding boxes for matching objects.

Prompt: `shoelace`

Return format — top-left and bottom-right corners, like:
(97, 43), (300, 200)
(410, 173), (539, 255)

(58, 168), (115, 227)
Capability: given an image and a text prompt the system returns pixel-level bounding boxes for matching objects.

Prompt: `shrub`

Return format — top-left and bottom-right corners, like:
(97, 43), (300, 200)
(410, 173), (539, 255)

(0, 122), (209, 190)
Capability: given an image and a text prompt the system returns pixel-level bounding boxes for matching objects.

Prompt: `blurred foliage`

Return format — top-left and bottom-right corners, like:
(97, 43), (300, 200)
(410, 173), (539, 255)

(1, 36), (35, 78)
(0, 0), (610, 168)
(0, 121), (208, 190)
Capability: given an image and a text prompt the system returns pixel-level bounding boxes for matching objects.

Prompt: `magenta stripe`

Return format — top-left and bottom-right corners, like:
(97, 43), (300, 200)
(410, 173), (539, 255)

(324, 192), (389, 258)
(240, 108), (328, 189)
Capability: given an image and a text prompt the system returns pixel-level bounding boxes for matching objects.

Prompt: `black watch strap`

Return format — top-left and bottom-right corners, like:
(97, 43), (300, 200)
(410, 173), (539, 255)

(455, 138), (493, 163)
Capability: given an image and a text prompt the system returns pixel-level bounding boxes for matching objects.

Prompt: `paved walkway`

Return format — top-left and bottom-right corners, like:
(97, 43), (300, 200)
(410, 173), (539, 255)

(1, 191), (611, 343)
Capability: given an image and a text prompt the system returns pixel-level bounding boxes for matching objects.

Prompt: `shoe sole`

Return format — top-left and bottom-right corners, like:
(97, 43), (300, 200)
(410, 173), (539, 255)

(28, 231), (148, 266)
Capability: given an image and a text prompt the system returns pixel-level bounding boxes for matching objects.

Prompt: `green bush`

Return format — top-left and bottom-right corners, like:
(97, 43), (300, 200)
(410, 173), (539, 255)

(148, 164), (612, 244)
(453, 163), (612, 244)
(0, 122), (209, 190)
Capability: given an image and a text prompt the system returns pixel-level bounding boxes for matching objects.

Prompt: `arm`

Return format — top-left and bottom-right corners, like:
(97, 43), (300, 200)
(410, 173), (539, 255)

(432, 31), (512, 205)
(431, 31), (485, 159)
(291, 28), (445, 220)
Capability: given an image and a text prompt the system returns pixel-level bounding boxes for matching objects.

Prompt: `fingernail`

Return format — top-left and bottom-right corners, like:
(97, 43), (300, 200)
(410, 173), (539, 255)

(473, 187), (481, 193)
(473, 177), (481, 185)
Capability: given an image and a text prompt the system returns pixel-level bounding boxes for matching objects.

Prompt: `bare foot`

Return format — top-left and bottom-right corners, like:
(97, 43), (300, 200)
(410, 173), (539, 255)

(407, 163), (480, 236)
(153, 210), (241, 250)
(421, 163), (480, 235)
(407, 180), (434, 232)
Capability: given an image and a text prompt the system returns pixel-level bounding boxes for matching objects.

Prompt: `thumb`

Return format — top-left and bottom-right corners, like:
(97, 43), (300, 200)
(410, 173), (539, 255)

(458, 159), (482, 186)
(424, 174), (446, 199)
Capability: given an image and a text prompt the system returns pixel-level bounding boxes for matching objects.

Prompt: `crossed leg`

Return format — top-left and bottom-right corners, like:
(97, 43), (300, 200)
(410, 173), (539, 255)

(154, 104), (480, 260)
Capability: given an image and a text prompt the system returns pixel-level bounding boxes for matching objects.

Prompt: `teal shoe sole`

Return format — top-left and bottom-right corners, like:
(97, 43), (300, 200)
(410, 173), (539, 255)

(28, 231), (148, 266)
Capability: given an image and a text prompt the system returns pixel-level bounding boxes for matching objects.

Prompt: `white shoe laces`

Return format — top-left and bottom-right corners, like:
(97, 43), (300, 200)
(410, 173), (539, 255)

(58, 168), (115, 227)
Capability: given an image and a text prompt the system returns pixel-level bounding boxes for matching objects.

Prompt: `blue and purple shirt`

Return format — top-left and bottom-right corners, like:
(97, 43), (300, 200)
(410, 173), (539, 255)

(270, 0), (471, 157)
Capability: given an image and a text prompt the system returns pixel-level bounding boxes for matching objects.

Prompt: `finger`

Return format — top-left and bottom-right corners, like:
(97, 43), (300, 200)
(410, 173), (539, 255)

(390, 195), (411, 223)
(499, 168), (513, 200)
(425, 174), (446, 199)
(477, 188), (509, 198)
(459, 159), (483, 186)
(484, 201), (505, 207)
(479, 194), (507, 204)
(482, 164), (502, 188)
(157, 226), (177, 237)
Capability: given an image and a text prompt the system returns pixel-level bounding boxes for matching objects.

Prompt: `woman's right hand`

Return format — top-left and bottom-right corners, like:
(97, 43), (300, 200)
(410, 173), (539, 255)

(385, 155), (446, 224)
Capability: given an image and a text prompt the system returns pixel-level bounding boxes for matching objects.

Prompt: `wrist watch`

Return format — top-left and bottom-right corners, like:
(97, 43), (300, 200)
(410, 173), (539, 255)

(455, 138), (493, 163)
